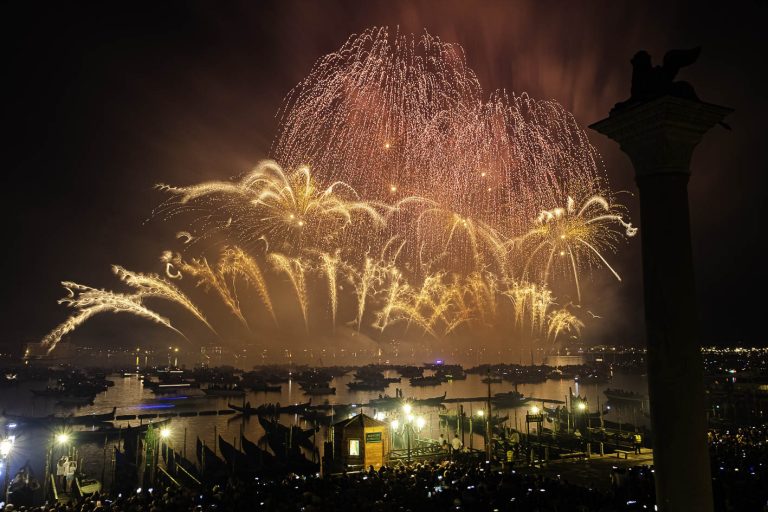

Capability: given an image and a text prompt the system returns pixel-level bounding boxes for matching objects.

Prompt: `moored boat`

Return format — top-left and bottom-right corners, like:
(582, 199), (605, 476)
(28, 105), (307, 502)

(604, 388), (647, 403)
(347, 380), (389, 391)
(409, 375), (445, 387)
(303, 385), (336, 396)
(202, 385), (246, 397)
(492, 391), (531, 408)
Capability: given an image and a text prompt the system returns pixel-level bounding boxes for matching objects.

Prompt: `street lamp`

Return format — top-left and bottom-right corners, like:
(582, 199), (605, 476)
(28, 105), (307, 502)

(469, 409), (484, 450)
(45, 431), (71, 501)
(577, 401), (590, 429)
(155, 426), (172, 481)
(0, 439), (12, 457)
(525, 405), (544, 464)
(1, 437), (14, 503)
(395, 403), (425, 462)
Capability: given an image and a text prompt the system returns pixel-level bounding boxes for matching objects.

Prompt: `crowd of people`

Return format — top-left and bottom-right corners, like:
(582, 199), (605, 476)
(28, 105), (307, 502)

(3, 427), (768, 511)
(3, 459), (658, 512)
(709, 426), (768, 511)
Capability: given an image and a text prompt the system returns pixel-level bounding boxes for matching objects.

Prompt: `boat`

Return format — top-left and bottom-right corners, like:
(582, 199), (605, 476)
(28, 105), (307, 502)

(31, 380), (108, 398)
(300, 409), (332, 426)
(412, 392), (447, 407)
(240, 434), (276, 468)
(31, 387), (70, 398)
(367, 395), (402, 409)
(347, 380), (389, 391)
(55, 395), (95, 407)
(481, 376), (503, 384)
(575, 373), (611, 384)
(228, 402), (260, 416)
(218, 435), (257, 473)
(2, 409), (55, 425)
(147, 381), (195, 391)
(546, 368), (565, 380)
(196, 437), (227, 475)
(254, 426), (320, 475)
(250, 382), (281, 393)
(202, 385), (246, 397)
(277, 400), (312, 414)
(492, 391), (531, 408)
(438, 370), (467, 380)
(303, 385), (336, 396)
(65, 406), (117, 425)
(604, 388), (647, 403)
(396, 366), (424, 378)
(1, 407), (116, 426)
(409, 375), (445, 387)
(73, 417), (171, 441)
(257, 416), (318, 452)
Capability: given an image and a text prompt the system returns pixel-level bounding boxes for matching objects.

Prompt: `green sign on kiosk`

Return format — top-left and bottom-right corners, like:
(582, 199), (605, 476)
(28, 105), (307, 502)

(365, 432), (382, 443)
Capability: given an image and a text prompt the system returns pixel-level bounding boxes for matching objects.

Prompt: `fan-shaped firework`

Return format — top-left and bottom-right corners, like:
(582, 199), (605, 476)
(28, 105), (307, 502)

(156, 160), (389, 256)
(515, 195), (637, 300)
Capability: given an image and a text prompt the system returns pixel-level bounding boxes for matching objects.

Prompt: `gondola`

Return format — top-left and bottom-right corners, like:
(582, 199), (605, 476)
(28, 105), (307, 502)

(1, 406), (116, 426)
(250, 382), (282, 393)
(277, 400), (312, 414)
(218, 435), (257, 473)
(413, 392), (447, 407)
(196, 437), (227, 476)
(74, 417), (171, 441)
(257, 416), (318, 452)
(227, 402), (260, 416)
(240, 434), (276, 468)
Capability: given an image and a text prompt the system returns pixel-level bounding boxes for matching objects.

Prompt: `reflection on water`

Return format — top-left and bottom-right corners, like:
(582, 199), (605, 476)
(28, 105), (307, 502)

(0, 369), (648, 491)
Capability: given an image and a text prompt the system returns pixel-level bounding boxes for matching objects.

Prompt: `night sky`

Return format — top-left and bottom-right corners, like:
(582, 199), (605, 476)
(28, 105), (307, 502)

(3, 1), (766, 355)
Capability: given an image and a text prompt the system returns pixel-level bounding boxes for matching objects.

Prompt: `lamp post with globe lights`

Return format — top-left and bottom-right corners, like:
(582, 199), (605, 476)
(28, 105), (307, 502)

(1, 437), (14, 503)
(391, 403), (426, 462)
(45, 431), (71, 501)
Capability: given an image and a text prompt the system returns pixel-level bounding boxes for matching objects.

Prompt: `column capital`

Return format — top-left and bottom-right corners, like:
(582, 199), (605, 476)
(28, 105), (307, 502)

(590, 96), (732, 178)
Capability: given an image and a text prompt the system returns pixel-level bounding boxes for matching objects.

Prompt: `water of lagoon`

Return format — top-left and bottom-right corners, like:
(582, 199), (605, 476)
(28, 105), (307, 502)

(0, 360), (648, 492)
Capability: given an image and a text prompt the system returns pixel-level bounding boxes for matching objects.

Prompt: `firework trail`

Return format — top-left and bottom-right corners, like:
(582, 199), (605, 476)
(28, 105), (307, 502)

(316, 250), (341, 329)
(346, 256), (379, 332)
(218, 246), (277, 324)
(268, 253), (309, 331)
(162, 252), (249, 328)
(112, 265), (215, 333)
(41, 282), (186, 353)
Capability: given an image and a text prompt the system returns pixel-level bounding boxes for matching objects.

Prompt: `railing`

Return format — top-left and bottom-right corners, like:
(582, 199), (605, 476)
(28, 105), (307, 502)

(50, 473), (59, 501)
(390, 440), (484, 462)
(169, 462), (201, 488)
(390, 439), (446, 461)
(156, 467), (182, 488)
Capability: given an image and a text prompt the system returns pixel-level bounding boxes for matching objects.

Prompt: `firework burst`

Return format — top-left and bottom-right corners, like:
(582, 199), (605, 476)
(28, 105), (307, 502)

(40, 27), (637, 354)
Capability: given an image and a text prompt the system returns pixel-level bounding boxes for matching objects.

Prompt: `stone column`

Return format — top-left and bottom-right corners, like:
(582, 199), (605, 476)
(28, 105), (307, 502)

(590, 96), (731, 512)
